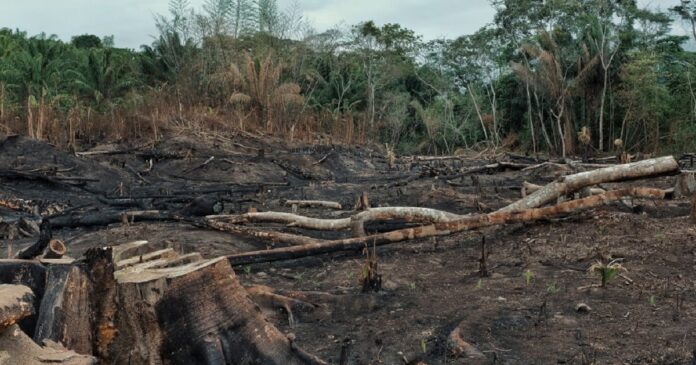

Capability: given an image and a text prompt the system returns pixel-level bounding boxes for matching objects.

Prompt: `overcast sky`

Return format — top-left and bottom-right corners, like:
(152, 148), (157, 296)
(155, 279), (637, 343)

(0, 0), (687, 49)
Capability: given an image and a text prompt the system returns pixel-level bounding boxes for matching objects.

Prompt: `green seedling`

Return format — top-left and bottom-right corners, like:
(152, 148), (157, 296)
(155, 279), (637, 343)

(589, 259), (626, 287)
(409, 282), (417, 290)
(420, 339), (427, 354)
(524, 270), (533, 286)
(649, 295), (656, 307)
(243, 266), (251, 274)
(476, 278), (483, 289)
(547, 282), (558, 294)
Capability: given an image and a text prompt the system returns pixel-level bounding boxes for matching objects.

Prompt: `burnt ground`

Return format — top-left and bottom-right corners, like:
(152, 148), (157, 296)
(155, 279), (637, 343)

(1, 131), (696, 364)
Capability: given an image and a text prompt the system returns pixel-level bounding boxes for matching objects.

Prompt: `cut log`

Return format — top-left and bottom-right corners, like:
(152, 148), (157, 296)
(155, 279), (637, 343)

(227, 188), (669, 266)
(0, 285), (34, 331)
(500, 156), (679, 212)
(44, 239), (67, 259)
(15, 219), (52, 260)
(285, 200), (342, 210)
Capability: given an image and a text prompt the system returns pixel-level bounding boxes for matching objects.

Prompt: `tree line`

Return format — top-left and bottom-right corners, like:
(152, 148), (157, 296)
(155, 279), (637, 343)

(0, 0), (695, 156)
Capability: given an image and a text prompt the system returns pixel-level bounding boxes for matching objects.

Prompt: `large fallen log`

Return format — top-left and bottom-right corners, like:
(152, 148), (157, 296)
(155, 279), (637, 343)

(50, 210), (174, 228)
(500, 156), (678, 212)
(227, 188), (669, 266)
(208, 207), (461, 232)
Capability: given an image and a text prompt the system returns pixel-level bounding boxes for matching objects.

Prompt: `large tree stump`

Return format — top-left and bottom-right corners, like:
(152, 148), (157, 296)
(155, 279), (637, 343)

(85, 242), (326, 365)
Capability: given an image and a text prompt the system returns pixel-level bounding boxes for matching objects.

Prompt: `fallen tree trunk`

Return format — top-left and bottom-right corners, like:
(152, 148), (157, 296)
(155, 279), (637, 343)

(227, 188), (669, 266)
(500, 156), (678, 212)
(208, 207), (461, 232)
(50, 210), (173, 228)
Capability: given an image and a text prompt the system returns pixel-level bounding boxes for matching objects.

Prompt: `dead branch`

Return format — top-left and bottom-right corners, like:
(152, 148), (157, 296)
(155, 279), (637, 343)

(227, 188), (669, 266)
(206, 221), (327, 246)
(501, 156), (678, 212)
(449, 321), (485, 359)
(285, 200), (342, 210)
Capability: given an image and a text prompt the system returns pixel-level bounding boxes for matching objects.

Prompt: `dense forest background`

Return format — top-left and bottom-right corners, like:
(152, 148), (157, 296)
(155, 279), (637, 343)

(0, 0), (695, 156)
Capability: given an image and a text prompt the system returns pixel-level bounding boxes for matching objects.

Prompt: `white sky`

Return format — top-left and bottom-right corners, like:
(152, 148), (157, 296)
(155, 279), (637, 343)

(0, 0), (687, 49)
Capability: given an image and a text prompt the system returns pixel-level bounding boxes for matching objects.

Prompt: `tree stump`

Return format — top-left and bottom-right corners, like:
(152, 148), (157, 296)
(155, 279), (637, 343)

(86, 242), (327, 365)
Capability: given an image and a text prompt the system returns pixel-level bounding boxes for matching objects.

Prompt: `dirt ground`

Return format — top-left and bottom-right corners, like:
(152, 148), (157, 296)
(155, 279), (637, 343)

(1, 131), (695, 364)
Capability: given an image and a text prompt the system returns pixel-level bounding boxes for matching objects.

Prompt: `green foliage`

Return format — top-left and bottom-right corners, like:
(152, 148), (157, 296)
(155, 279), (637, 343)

(1, 0), (695, 154)
(589, 260), (626, 287)
(71, 34), (102, 49)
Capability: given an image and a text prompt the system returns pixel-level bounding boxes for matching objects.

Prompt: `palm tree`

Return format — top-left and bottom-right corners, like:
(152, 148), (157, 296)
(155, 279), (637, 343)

(511, 31), (600, 157)
(222, 52), (304, 131)
(73, 48), (138, 107)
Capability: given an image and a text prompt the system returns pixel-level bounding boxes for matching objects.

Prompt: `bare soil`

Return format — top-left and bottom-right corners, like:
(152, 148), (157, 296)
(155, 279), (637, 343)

(1, 132), (695, 364)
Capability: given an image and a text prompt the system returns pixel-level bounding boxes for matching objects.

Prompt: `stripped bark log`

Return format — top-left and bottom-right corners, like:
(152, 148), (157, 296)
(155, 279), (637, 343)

(208, 207), (461, 232)
(500, 156), (678, 212)
(0, 285), (34, 331)
(227, 188), (669, 266)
